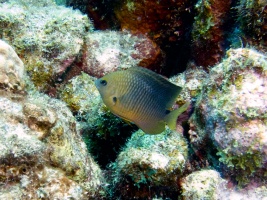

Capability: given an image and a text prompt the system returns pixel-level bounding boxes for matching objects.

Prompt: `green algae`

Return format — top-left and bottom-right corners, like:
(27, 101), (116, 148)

(26, 60), (53, 90)
(217, 147), (263, 186)
(192, 0), (214, 40)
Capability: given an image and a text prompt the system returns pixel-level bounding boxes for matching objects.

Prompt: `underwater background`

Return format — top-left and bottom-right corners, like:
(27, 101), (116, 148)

(0, 0), (267, 199)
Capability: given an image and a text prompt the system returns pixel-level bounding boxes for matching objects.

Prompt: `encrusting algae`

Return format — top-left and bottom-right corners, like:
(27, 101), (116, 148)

(95, 66), (189, 134)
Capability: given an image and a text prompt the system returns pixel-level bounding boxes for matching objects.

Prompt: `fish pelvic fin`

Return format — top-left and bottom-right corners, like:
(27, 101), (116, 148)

(165, 102), (190, 130)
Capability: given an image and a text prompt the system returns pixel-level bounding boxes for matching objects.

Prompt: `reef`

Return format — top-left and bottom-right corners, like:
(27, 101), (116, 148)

(1, 0), (267, 199)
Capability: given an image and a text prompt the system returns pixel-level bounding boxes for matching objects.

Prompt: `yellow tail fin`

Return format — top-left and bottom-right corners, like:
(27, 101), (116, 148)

(165, 102), (190, 130)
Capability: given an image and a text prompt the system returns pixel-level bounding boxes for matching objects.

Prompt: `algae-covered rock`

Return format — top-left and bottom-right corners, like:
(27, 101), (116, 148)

(58, 72), (100, 115)
(181, 170), (267, 200)
(0, 1), (92, 92)
(110, 129), (188, 198)
(181, 169), (226, 200)
(170, 64), (208, 102)
(84, 30), (164, 77)
(0, 39), (105, 199)
(190, 48), (267, 186)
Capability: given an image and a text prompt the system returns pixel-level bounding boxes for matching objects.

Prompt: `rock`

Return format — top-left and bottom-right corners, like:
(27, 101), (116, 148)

(169, 64), (207, 130)
(0, 39), (105, 199)
(181, 169), (227, 200)
(83, 31), (164, 77)
(110, 129), (188, 198)
(189, 48), (267, 187)
(0, 1), (92, 92)
(170, 63), (208, 102)
(181, 169), (267, 200)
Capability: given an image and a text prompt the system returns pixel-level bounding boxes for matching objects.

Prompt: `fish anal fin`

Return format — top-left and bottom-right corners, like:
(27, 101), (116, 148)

(165, 102), (190, 130)
(136, 120), (165, 135)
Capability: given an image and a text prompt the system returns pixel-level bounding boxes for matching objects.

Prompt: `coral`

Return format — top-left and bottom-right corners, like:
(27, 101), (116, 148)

(0, 40), (25, 93)
(181, 169), (226, 200)
(0, 1), (93, 92)
(191, 0), (231, 68)
(83, 30), (164, 77)
(109, 129), (188, 198)
(189, 48), (267, 187)
(0, 40), (105, 199)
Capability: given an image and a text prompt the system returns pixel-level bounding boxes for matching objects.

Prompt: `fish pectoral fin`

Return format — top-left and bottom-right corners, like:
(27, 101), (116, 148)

(165, 102), (190, 130)
(136, 120), (166, 135)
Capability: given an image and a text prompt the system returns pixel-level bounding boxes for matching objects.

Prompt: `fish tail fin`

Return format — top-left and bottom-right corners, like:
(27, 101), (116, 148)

(165, 102), (190, 130)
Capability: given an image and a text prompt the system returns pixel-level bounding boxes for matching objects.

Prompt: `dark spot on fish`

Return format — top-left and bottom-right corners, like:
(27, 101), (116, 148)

(113, 96), (117, 103)
(165, 110), (171, 114)
(100, 79), (107, 86)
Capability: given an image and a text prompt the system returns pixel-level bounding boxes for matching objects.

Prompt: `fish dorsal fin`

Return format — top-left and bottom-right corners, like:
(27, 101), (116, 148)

(128, 67), (182, 108)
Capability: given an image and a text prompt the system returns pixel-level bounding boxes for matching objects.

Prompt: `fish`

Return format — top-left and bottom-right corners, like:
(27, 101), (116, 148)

(95, 66), (189, 134)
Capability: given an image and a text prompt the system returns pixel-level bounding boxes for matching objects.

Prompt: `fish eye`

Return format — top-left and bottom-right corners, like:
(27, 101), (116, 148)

(100, 79), (107, 86)
(113, 97), (117, 103)
(165, 110), (171, 114)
